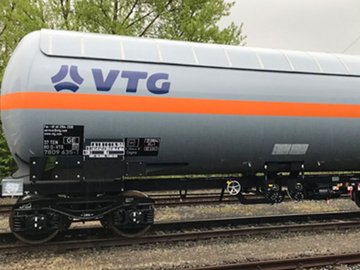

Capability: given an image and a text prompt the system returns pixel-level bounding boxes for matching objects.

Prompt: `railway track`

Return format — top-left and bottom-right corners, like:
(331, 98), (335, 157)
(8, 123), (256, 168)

(154, 194), (238, 207)
(190, 252), (360, 270)
(0, 204), (11, 214)
(0, 211), (360, 252)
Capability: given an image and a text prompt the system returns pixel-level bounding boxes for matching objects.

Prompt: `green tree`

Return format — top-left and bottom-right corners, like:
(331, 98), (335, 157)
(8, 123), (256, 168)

(0, 0), (45, 177)
(0, 121), (16, 178)
(0, 0), (246, 177)
(74, 0), (246, 44)
(158, 0), (244, 44)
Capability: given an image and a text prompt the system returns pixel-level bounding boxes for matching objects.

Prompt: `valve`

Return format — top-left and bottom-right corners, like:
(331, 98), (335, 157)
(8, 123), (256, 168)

(226, 180), (241, 196)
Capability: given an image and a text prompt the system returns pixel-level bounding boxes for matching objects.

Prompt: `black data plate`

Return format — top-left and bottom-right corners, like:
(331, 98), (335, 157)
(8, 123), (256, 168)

(43, 124), (84, 156)
(125, 138), (160, 156)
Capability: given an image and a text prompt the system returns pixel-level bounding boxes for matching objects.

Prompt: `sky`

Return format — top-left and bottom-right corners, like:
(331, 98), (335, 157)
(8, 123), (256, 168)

(219, 0), (360, 54)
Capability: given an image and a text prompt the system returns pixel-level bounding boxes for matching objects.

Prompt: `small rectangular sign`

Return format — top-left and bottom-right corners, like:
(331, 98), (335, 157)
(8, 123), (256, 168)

(125, 138), (160, 156)
(289, 144), (309, 155)
(272, 144), (309, 155)
(83, 139), (125, 158)
(272, 144), (292, 155)
(1, 178), (24, 196)
(43, 124), (84, 156)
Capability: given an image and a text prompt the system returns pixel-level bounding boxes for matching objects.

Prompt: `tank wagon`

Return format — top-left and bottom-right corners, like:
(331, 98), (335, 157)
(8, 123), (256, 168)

(2, 29), (360, 243)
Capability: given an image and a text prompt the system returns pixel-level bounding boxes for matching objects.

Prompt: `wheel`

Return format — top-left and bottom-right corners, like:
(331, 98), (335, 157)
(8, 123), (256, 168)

(9, 207), (59, 245)
(9, 195), (66, 244)
(105, 190), (154, 238)
(111, 223), (151, 238)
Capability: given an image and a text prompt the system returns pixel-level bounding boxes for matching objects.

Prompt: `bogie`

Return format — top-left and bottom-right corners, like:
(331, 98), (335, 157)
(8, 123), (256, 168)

(9, 191), (155, 244)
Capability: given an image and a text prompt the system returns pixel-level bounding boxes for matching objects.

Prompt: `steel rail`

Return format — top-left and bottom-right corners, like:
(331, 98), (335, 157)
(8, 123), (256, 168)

(0, 219), (359, 252)
(190, 252), (360, 270)
(0, 204), (12, 214)
(153, 210), (360, 231)
(0, 211), (360, 252)
(154, 198), (238, 207)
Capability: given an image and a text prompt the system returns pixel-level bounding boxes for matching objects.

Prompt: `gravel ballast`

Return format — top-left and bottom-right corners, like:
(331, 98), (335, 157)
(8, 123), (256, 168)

(1, 229), (360, 269)
(0, 197), (360, 269)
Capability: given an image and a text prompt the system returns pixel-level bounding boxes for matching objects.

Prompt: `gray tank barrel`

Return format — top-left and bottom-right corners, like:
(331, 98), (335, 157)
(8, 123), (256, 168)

(2, 29), (360, 177)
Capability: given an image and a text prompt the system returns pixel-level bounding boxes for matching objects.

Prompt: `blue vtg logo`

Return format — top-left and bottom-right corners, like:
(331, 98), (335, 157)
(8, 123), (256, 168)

(51, 65), (170, 94)
(51, 65), (84, 92)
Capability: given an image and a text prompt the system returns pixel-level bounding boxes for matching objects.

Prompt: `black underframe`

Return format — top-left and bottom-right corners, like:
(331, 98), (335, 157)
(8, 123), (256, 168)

(3, 155), (360, 196)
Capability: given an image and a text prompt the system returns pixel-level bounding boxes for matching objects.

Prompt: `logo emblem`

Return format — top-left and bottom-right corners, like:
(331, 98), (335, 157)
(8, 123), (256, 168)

(51, 65), (84, 92)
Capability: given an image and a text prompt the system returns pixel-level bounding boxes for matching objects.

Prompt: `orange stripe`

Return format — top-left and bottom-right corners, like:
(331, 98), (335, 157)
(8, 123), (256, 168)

(1, 92), (360, 118)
